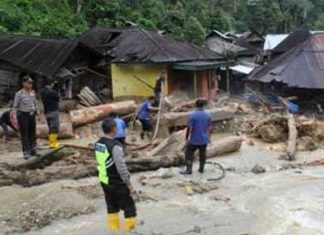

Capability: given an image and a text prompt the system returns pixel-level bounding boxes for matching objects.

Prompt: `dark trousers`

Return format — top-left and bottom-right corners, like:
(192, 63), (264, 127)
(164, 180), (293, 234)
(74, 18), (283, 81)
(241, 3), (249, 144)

(185, 143), (207, 170)
(45, 111), (60, 134)
(17, 112), (36, 155)
(139, 119), (153, 132)
(101, 183), (136, 218)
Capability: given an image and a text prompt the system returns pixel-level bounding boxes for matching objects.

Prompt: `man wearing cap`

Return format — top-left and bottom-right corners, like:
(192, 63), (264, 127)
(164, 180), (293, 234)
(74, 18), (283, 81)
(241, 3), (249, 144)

(13, 76), (38, 159)
(41, 79), (60, 148)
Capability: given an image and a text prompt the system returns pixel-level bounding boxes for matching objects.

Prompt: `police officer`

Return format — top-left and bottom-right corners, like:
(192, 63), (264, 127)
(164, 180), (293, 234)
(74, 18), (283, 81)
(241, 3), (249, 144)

(95, 118), (137, 232)
(13, 76), (37, 159)
(41, 79), (60, 148)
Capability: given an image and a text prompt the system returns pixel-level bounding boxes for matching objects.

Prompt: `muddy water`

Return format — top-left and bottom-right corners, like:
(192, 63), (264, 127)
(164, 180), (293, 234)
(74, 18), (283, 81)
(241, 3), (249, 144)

(11, 143), (324, 235)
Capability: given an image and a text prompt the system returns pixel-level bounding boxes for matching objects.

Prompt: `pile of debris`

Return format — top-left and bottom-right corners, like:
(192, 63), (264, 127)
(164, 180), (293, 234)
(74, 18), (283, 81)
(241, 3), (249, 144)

(250, 114), (324, 151)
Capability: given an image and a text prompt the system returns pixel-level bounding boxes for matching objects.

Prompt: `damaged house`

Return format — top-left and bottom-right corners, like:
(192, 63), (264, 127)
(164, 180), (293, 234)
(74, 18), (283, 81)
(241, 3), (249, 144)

(79, 26), (231, 100)
(0, 33), (103, 101)
(248, 31), (324, 110)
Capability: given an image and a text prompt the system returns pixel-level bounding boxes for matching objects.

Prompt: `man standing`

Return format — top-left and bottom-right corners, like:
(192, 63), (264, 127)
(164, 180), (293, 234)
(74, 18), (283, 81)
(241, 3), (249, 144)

(13, 76), (38, 159)
(137, 96), (159, 139)
(0, 109), (18, 142)
(95, 118), (137, 232)
(181, 99), (212, 175)
(154, 72), (166, 106)
(109, 112), (127, 147)
(41, 80), (60, 149)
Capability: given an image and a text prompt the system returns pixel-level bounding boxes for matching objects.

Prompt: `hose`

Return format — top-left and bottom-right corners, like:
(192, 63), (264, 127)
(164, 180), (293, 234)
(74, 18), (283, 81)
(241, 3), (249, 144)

(206, 161), (225, 181)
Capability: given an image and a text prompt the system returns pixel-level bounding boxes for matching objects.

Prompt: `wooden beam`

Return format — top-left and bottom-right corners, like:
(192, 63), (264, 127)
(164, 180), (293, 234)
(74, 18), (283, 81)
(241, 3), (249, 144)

(226, 66), (230, 94)
(193, 71), (198, 97)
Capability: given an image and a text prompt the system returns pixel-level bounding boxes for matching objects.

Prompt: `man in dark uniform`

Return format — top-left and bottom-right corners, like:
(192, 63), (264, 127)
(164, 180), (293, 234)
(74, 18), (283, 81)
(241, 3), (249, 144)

(41, 80), (60, 148)
(95, 118), (136, 232)
(154, 72), (166, 106)
(181, 99), (212, 175)
(13, 76), (38, 159)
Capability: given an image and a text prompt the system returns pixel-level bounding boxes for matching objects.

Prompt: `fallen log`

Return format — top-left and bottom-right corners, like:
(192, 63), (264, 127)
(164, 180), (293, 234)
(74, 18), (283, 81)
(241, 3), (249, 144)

(158, 108), (235, 138)
(286, 113), (297, 160)
(0, 136), (242, 187)
(69, 100), (137, 126)
(146, 130), (186, 157)
(126, 136), (242, 172)
(14, 146), (65, 170)
(36, 122), (74, 139)
(0, 122), (74, 139)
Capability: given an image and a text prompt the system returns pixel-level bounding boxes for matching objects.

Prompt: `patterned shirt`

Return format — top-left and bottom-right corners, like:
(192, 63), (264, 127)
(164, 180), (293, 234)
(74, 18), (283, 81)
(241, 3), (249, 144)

(13, 89), (37, 113)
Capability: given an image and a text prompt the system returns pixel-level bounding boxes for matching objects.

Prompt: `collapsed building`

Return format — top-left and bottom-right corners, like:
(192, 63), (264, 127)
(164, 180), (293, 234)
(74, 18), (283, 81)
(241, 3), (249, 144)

(0, 33), (104, 102)
(248, 30), (324, 111)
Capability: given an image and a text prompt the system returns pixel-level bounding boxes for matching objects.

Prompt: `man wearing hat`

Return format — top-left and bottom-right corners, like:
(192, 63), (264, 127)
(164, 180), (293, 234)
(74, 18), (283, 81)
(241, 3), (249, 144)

(13, 76), (38, 159)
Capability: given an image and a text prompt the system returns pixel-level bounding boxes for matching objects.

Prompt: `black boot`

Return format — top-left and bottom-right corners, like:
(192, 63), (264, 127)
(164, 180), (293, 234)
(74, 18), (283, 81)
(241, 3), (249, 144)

(198, 162), (205, 174)
(140, 132), (145, 140)
(31, 149), (39, 157)
(180, 161), (193, 175)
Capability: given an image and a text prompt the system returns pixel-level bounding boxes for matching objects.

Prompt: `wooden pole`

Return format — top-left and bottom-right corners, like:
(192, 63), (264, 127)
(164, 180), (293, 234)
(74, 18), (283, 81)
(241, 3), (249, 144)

(193, 71), (198, 98)
(226, 66), (230, 94)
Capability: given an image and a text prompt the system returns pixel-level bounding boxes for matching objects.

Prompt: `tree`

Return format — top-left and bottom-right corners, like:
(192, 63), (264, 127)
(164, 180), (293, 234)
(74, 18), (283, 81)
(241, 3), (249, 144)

(183, 16), (206, 45)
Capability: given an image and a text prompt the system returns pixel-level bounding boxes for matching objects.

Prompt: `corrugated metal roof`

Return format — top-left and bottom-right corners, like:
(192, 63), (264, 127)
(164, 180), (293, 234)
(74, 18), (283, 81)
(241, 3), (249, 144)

(230, 64), (254, 74)
(0, 34), (77, 77)
(206, 37), (246, 55)
(263, 34), (288, 50)
(79, 26), (225, 63)
(272, 29), (311, 54)
(249, 33), (324, 89)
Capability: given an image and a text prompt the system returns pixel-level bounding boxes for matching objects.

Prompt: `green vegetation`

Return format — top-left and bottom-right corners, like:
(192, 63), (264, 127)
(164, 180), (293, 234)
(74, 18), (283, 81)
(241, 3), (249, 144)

(0, 0), (324, 44)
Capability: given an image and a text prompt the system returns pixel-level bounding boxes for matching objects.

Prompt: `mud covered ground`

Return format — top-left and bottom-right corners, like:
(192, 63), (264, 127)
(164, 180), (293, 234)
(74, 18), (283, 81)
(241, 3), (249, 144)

(1, 137), (324, 235)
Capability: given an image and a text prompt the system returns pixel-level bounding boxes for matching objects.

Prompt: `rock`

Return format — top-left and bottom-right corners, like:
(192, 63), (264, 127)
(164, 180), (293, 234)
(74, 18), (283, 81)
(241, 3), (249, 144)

(193, 225), (202, 233)
(137, 175), (148, 186)
(245, 139), (254, 146)
(210, 195), (231, 202)
(297, 136), (318, 151)
(251, 164), (266, 174)
(185, 186), (194, 196)
(225, 167), (236, 172)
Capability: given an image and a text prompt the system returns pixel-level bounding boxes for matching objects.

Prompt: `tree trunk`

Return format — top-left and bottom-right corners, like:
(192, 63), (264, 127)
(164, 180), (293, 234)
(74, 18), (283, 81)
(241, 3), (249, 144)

(286, 113), (297, 160)
(0, 122), (74, 139)
(36, 122), (74, 139)
(127, 136), (242, 172)
(69, 100), (137, 126)
(158, 108), (234, 137)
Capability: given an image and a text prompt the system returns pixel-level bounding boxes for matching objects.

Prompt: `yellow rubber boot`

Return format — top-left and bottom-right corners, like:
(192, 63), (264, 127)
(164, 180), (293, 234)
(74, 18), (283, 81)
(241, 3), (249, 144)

(52, 133), (60, 149)
(49, 134), (60, 149)
(48, 134), (54, 148)
(108, 213), (120, 231)
(125, 217), (136, 231)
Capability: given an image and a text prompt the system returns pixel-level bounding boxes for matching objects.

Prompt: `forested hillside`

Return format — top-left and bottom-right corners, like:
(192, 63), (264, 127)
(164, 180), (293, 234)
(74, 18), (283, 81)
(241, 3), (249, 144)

(0, 0), (324, 44)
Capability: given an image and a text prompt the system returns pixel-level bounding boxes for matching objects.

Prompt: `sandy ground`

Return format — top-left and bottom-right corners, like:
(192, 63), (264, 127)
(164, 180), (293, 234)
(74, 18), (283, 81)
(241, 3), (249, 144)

(1, 138), (324, 235)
